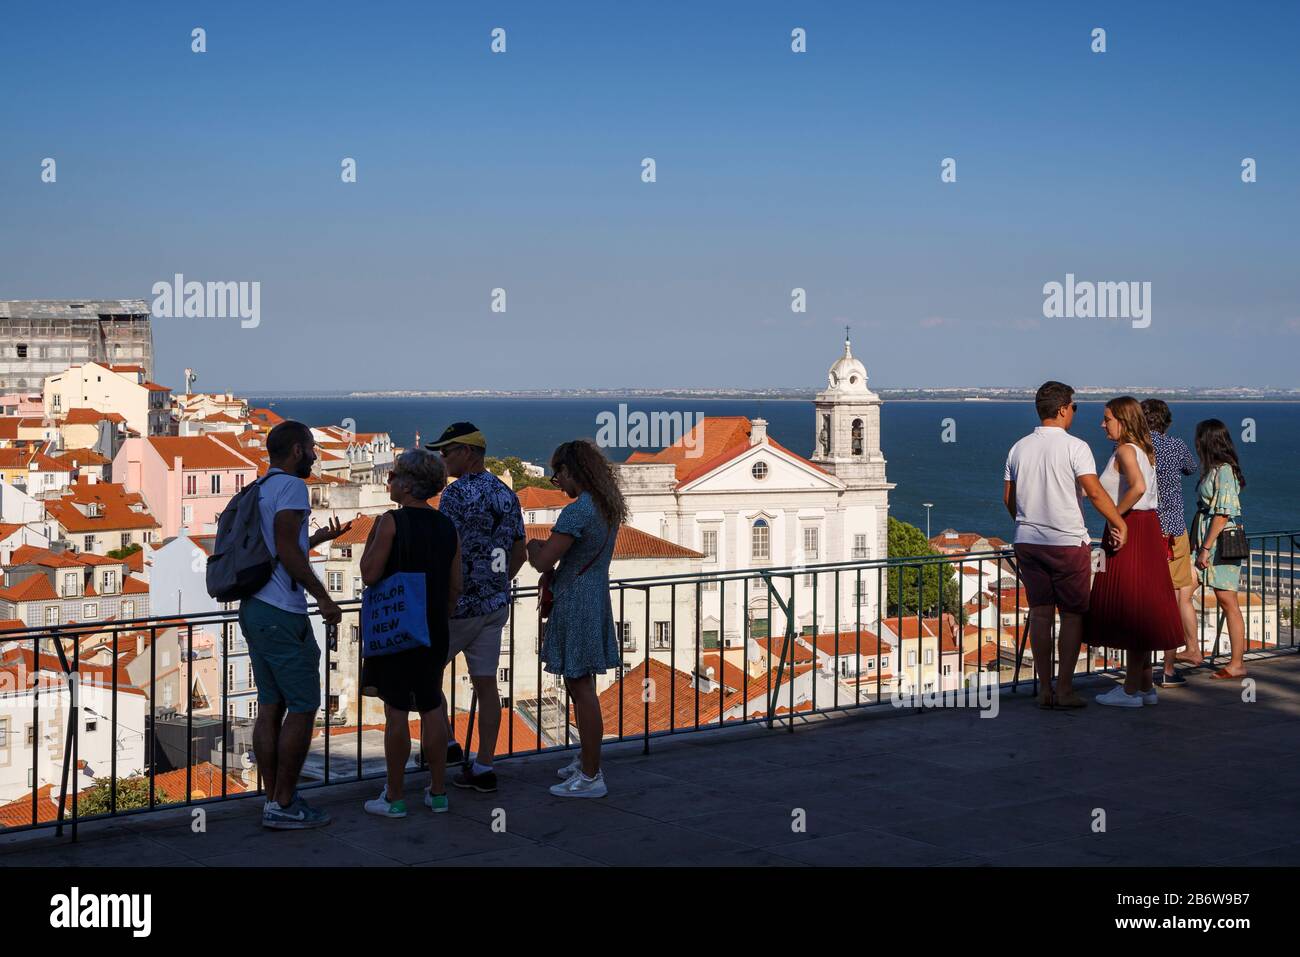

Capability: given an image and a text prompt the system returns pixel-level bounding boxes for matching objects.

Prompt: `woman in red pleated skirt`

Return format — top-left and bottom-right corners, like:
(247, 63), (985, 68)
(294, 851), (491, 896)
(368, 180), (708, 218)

(1085, 398), (1185, 708)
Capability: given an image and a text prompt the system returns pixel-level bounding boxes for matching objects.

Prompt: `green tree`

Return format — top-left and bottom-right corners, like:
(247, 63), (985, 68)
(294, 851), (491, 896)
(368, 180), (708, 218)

(106, 543), (142, 560)
(77, 775), (172, 814)
(885, 517), (962, 619)
(486, 456), (552, 491)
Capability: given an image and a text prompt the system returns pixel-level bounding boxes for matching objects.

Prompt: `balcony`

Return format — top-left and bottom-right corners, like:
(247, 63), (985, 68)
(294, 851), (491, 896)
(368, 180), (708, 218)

(1, 531), (1297, 866)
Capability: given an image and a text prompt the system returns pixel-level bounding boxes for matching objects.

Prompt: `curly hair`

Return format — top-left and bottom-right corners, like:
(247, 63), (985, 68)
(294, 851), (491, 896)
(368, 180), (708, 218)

(1106, 396), (1155, 465)
(391, 448), (446, 499)
(550, 439), (628, 529)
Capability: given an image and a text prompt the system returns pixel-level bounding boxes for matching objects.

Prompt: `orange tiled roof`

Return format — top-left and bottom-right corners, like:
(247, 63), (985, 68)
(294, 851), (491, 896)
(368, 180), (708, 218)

(43, 482), (160, 533)
(0, 785), (61, 828)
(516, 487), (572, 509)
(148, 436), (256, 471)
(524, 523), (703, 560)
(52, 448), (113, 467)
(152, 762), (249, 801)
(7, 544), (83, 568)
(0, 448), (70, 471)
(800, 629), (892, 657)
(0, 575), (58, 602)
(333, 513), (377, 546)
(625, 416), (752, 481)
(626, 416), (831, 487)
(62, 408), (128, 426)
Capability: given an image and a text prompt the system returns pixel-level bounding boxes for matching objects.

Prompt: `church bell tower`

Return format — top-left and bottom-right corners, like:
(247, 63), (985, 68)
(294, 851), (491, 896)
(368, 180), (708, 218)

(811, 333), (887, 486)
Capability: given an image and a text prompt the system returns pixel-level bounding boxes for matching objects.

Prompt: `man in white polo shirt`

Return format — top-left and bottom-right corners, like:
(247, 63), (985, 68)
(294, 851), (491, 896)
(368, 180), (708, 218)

(1004, 381), (1127, 709)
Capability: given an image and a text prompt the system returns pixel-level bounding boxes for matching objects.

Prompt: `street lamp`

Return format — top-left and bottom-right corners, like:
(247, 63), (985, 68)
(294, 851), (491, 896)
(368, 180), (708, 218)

(922, 503), (934, 540)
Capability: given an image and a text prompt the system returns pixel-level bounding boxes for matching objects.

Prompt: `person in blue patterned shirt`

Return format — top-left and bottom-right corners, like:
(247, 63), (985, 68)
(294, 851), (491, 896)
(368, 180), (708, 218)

(1141, 399), (1204, 685)
(427, 422), (525, 792)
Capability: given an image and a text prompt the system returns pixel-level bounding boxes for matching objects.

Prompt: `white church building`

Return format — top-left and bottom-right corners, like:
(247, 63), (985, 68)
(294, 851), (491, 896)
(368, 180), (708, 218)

(617, 338), (892, 651)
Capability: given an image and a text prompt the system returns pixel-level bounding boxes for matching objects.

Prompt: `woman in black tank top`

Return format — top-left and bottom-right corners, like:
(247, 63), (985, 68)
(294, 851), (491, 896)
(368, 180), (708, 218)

(359, 451), (461, 817)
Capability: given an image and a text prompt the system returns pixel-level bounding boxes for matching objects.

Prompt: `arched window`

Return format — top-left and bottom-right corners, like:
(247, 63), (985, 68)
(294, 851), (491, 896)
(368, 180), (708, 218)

(751, 518), (770, 561)
(819, 414), (831, 455)
(851, 419), (864, 456)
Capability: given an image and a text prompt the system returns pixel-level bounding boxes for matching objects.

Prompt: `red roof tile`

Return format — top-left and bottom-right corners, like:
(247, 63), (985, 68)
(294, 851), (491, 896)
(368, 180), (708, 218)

(524, 523), (702, 560)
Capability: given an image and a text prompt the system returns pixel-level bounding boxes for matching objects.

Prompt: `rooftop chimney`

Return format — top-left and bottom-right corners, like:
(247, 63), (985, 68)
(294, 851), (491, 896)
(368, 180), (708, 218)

(749, 419), (768, 446)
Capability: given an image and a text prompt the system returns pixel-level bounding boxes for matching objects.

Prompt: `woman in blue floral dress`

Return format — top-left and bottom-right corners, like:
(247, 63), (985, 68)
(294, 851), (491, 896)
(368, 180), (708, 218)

(1192, 419), (1247, 679)
(526, 439), (626, 798)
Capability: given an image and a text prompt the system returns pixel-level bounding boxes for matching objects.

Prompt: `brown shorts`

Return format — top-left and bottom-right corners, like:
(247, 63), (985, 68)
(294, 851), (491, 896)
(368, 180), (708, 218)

(1168, 532), (1194, 590)
(1013, 542), (1092, 615)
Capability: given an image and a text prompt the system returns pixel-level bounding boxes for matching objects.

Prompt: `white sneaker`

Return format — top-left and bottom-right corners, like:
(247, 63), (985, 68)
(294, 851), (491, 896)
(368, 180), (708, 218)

(557, 754), (582, 780)
(1095, 685), (1144, 708)
(1141, 687), (1158, 706)
(423, 787), (449, 814)
(364, 788), (407, 818)
(550, 770), (607, 798)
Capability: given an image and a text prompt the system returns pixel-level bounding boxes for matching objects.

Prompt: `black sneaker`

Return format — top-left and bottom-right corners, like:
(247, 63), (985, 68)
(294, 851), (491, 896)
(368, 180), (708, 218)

(1156, 671), (1187, 687)
(453, 768), (498, 793)
(446, 742), (464, 765)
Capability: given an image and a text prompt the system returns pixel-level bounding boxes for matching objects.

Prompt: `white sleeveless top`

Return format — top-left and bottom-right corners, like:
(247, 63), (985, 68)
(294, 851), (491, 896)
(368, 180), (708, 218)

(1100, 442), (1159, 511)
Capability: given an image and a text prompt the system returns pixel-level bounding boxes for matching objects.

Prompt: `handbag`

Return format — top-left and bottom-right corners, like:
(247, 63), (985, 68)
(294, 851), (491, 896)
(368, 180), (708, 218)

(1196, 468), (1247, 563)
(361, 511), (431, 657)
(538, 526), (611, 620)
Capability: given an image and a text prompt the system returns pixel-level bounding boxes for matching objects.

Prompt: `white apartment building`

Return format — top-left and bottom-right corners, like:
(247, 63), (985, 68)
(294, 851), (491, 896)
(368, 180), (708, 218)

(44, 362), (172, 437)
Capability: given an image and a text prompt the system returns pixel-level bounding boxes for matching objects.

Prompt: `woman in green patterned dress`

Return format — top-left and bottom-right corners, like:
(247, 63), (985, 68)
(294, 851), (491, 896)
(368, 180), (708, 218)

(526, 439), (627, 798)
(1192, 419), (1247, 679)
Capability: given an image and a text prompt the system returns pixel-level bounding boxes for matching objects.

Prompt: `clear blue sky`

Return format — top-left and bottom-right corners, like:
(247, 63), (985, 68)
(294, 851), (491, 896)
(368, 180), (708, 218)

(2, 1), (1296, 392)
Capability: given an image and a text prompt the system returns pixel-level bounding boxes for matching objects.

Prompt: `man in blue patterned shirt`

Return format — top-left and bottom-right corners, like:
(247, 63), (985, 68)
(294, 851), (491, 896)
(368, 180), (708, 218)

(427, 422), (526, 792)
(1142, 399), (1204, 685)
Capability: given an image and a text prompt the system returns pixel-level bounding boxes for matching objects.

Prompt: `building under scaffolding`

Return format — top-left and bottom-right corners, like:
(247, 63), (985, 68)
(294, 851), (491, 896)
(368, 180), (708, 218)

(0, 300), (153, 397)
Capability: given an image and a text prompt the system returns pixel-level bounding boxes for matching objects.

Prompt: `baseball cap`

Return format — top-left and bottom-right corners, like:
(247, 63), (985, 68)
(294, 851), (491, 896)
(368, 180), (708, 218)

(425, 421), (487, 450)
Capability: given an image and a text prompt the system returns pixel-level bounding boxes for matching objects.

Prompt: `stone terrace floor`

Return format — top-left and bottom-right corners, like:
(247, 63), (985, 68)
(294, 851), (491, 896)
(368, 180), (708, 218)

(3, 652), (1300, 867)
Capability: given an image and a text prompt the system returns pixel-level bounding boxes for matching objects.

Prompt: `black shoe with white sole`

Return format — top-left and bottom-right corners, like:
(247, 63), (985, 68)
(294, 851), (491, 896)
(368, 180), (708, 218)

(453, 768), (498, 793)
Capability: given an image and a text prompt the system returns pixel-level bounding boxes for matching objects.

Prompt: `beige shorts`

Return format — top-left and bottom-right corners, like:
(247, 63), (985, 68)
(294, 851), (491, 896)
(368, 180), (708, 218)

(1168, 532), (1194, 590)
(447, 606), (509, 677)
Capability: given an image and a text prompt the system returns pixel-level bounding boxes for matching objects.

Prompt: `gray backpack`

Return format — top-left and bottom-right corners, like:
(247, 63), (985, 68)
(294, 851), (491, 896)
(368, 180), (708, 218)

(205, 473), (288, 602)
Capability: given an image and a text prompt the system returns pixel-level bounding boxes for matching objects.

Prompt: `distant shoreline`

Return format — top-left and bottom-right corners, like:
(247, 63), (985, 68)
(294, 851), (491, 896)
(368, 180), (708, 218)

(244, 391), (1300, 403)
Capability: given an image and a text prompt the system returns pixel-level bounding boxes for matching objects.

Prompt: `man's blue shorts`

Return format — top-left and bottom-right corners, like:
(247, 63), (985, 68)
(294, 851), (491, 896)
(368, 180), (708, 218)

(239, 598), (321, 713)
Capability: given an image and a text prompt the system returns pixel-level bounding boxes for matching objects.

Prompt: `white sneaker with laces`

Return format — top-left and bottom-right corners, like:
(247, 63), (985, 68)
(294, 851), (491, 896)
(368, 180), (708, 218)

(1095, 685), (1144, 708)
(550, 770), (607, 798)
(364, 788), (407, 818)
(557, 754), (582, 779)
(1141, 687), (1158, 706)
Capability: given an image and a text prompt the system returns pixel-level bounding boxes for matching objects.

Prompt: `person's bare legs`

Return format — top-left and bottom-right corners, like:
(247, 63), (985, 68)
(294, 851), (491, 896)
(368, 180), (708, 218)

(1027, 605), (1057, 698)
(253, 701), (285, 800)
(383, 704), (411, 801)
(565, 675), (603, 776)
(469, 674), (500, 767)
(421, 701), (449, 795)
(1132, 651), (1153, 694)
(271, 710), (317, 807)
(1055, 611), (1083, 697)
(1216, 588), (1247, 675)
(1170, 584), (1201, 669)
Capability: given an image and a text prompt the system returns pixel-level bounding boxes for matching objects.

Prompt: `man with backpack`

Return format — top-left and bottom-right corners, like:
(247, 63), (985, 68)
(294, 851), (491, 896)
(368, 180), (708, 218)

(236, 421), (350, 829)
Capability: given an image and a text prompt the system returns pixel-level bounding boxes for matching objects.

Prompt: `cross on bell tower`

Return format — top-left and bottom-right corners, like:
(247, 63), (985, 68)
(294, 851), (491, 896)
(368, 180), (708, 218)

(810, 333), (887, 485)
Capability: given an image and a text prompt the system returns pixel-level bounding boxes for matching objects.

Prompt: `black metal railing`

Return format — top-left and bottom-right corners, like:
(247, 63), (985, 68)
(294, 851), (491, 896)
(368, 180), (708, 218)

(1, 529), (1294, 838)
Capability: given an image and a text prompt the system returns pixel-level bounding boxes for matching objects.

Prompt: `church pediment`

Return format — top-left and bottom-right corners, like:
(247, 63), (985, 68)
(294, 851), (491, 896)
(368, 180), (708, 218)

(679, 442), (845, 494)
